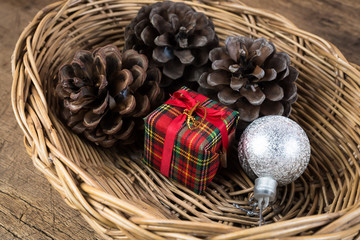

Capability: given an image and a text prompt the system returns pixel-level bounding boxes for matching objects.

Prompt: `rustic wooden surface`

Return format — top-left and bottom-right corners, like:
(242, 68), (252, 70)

(0, 0), (359, 239)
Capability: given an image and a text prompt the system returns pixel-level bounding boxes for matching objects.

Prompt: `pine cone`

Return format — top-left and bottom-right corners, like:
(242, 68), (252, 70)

(56, 45), (164, 147)
(124, 1), (218, 93)
(198, 36), (298, 129)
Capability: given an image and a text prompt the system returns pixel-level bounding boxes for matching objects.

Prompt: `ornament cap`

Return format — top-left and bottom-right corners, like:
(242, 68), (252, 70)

(254, 176), (277, 209)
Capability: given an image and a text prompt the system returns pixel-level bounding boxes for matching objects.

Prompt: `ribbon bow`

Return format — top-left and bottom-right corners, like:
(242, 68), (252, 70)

(161, 89), (229, 177)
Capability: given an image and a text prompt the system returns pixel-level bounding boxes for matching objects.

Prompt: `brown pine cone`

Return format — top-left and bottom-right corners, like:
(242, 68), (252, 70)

(198, 36), (298, 131)
(56, 45), (164, 147)
(124, 1), (218, 93)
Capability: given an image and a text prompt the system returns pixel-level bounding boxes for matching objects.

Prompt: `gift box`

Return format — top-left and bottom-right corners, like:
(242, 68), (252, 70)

(143, 87), (238, 193)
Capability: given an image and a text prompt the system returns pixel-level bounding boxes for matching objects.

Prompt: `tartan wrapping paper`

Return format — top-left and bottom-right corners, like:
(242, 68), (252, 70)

(143, 87), (238, 194)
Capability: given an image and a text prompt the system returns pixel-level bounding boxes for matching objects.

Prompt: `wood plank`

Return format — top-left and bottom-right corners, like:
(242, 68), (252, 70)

(0, 0), (100, 239)
(240, 0), (360, 64)
(0, 187), (97, 240)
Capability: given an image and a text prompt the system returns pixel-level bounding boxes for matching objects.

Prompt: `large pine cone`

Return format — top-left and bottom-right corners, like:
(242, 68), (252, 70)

(198, 36), (298, 130)
(56, 45), (164, 147)
(124, 1), (219, 93)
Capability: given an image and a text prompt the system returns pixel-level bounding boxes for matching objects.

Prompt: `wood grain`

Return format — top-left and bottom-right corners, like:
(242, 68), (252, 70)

(0, 0), (100, 239)
(240, 0), (360, 64)
(1, 0), (359, 239)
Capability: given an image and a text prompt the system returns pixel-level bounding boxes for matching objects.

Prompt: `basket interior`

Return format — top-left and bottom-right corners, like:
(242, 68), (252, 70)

(15, 0), (360, 238)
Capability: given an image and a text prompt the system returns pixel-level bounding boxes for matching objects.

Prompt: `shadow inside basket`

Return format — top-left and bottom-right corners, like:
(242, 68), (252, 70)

(27, 0), (360, 236)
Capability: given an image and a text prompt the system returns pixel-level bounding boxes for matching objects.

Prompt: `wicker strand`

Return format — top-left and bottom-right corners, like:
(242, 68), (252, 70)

(11, 0), (360, 239)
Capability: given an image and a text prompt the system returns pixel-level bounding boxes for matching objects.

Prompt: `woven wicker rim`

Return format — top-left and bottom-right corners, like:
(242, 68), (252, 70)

(11, 0), (360, 239)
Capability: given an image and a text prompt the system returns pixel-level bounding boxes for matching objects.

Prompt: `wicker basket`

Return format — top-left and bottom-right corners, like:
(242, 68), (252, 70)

(11, 0), (360, 239)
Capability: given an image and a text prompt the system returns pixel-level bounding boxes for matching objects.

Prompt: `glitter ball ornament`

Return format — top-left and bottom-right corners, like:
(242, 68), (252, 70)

(238, 115), (311, 212)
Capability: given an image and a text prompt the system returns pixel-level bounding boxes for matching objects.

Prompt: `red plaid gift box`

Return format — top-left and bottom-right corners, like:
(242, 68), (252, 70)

(143, 86), (238, 194)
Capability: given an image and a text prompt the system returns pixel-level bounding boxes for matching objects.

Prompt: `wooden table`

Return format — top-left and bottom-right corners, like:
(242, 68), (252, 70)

(0, 0), (359, 239)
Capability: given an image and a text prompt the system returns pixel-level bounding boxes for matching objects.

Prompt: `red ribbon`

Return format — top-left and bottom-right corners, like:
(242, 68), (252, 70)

(160, 89), (229, 177)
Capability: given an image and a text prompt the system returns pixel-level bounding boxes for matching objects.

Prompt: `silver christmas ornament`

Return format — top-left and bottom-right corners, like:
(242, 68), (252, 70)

(238, 115), (311, 220)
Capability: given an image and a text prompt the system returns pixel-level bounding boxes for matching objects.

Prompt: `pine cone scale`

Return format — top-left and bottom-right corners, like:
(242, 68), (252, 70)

(109, 69), (132, 98)
(101, 114), (123, 135)
(263, 84), (285, 102)
(118, 94), (136, 115)
(129, 66), (146, 90)
(69, 86), (95, 101)
(115, 120), (135, 140)
(207, 71), (230, 86)
(193, 48), (212, 67)
(59, 65), (75, 81)
(230, 77), (247, 90)
(67, 111), (84, 128)
(154, 33), (172, 47)
(209, 47), (229, 62)
(225, 39), (243, 62)
(248, 65), (265, 79)
(280, 80), (297, 101)
(151, 14), (173, 34)
(173, 49), (194, 64)
(83, 111), (103, 129)
(236, 101), (260, 122)
(239, 87), (265, 105)
(248, 39), (274, 66)
(141, 26), (157, 46)
(260, 100), (284, 116)
(133, 94), (150, 117)
(190, 35), (207, 47)
(152, 47), (173, 63)
(257, 68), (277, 82)
(277, 67), (290, 81)
(146, 81), (162, 104)
(92, 93), (109, 115)
(163, 59), (185, 79)
(72, 122), (86, 134)
(218, 88), (241, 105)
(64, 98), (89, 113)
(72, 51), (94, 80)
(123, 50), (148, 69)
(198, 73), (214, 89)
(266, 52), (290, 72)
(286, 66), (299, 82)
(212, 59), (234, 71)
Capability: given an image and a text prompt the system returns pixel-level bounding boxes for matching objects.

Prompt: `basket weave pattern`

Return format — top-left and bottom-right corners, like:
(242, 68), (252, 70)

(11, 0), (360, 239)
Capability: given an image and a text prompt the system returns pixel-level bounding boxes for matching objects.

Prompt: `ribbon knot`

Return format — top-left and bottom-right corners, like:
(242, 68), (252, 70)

(160, 89), (229, 177)
(183, 101), (207, 130)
